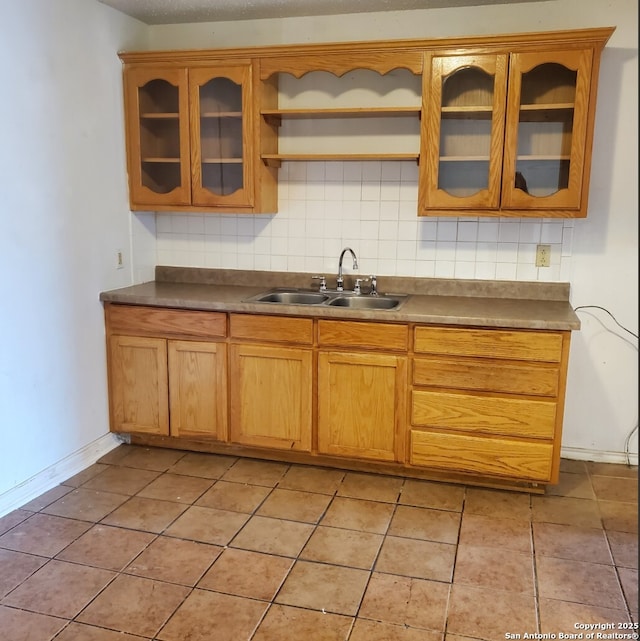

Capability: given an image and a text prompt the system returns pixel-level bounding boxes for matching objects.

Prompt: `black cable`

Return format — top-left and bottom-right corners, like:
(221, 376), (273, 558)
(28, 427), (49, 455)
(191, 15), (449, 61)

(574, 305), (638, 466)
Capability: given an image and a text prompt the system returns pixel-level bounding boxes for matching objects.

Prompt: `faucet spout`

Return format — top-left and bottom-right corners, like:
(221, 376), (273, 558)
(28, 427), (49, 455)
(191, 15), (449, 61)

(337, 247), (358, 292)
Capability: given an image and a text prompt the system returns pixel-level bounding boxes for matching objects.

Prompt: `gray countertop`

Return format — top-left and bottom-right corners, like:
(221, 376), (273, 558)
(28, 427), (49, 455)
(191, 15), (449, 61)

(99, 267), (581, 331)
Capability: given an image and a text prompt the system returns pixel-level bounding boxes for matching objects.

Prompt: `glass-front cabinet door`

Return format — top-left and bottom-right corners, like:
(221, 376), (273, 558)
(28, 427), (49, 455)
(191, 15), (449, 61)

(501, 49), (593, 211)
(421, 54), (508, 211)
(124, 67), (191, 208)
(189, 65), (254, 208)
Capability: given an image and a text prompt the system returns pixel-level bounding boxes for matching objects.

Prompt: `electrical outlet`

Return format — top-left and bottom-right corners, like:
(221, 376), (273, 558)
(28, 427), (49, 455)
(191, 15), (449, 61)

(535, 244), (551, 268)
(116, 249), (124, 270)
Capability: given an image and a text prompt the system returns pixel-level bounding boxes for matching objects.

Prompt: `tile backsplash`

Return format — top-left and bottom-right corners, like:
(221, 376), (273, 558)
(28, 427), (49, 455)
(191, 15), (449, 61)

(134, 160), (574, 285)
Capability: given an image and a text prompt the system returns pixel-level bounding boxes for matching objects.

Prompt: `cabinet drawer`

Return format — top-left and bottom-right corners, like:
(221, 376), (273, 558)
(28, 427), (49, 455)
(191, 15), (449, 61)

(414, 326), (563, 362)
(411, 389), (556, 439)
(413, 357), (559, 397)
(318, 320), (408, 351)
(230, 314), (313, 345)
(410, 430), (553, 482)
(106, 304), (226, 339)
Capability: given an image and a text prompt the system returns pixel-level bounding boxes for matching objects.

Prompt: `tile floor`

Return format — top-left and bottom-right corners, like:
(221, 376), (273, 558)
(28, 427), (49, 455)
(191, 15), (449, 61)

(0, 446), (637, 641)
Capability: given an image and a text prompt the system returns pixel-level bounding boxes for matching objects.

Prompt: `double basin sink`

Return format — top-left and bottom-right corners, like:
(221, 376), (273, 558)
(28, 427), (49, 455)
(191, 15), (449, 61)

(244, 288), (409, 311)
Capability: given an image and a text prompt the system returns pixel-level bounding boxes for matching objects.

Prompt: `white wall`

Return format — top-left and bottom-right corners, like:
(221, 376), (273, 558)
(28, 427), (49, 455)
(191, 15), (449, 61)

(143, 0), (638, 463)
(0, 0), (147, 513)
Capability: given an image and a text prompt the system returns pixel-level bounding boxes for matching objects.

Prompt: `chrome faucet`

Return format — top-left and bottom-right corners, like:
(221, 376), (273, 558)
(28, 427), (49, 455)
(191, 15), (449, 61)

(336, 247), (358, 292)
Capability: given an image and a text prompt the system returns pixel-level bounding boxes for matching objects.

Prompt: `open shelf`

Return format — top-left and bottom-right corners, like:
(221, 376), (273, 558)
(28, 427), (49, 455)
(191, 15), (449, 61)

(261, 152), (419, 167)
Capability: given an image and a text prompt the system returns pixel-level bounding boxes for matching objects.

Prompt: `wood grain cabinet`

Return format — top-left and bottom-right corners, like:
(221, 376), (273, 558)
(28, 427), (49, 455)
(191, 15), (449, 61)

(228, 314), (313, 451)
(419, 41), (607, 218)
(317, 320), (408, 462)
(122, 60), (276, 213)
(106, 304), (228, 440)
(409, 325), (571, 484)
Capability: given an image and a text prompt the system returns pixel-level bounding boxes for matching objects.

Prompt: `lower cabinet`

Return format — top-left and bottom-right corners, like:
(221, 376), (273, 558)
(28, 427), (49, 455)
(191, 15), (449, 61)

(228, 314), (313, 451)
(317, 350), (407, 462)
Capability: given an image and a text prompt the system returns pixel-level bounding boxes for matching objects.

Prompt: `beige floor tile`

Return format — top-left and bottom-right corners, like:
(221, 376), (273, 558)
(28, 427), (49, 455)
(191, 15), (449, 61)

(101, 496), (187, 533)
(0, 509), (33, 536)
(545, 472), (596, 499)
(257, 488), (332, 523)
(0, 549), (48, 598)
(400, 480), (465, 512)
(359, 571), (449, 631)
(81, 466), (160, 495)
(560, 459), (588, 474)
(536, 556), (626, 610)
(453, 544), (534, 594)
(375, 535), (456, 582)
(586, 462), (638, 479)
(459, 513), (532, 553)
(230, 515), (314, 556)
(531, 495), (602, 528)
(446, 584), (536, 640)
(136, 473), (214, 503)
(253, 604), (353, 641)
(157, 589), (267, 641)
(41, 488), (129, 522)
(61, 463), (109, 487)
(1, 559), (115, 618)
(351, 619), (442, 641)
(118, 446), (187, 472)
(198, 548), (293, 600)
(196, 480), (271, 513)
(599, 500), (639, 533)
(464, 488), (531, 520)
(21, 485), (74, 511)
(0, 513), (91, 557)
(607, 530), (639, 569)
(320, 497), (394, 534)
(277, 465), (345, 494)
(125, 535), (222, 585)
(618, 567), (638, 615)
(77, 574), (190, 637)
(221, 458), (289, 486)
(337, 472), (404, 503)
(168, 452), (238, 479)
(533, 522), (612, 564)
(591, 475), (639, 503)
(275, 560), (369, 616)
(54, 622), (150, 640)
(388, 504), (460, 544)
(538, 597), (633, 634)
(164, 505), (249, 545)
(300, 525), (383, 569)
(97, 444), (136, 465)
(0, 604), (67, 641)
(56, 524), (155, 571)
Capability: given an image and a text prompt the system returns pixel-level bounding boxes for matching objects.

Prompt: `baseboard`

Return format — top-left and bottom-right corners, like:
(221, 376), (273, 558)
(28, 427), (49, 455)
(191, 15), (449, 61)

(561, 446), (638, 467)
(0, 433), (122, 518)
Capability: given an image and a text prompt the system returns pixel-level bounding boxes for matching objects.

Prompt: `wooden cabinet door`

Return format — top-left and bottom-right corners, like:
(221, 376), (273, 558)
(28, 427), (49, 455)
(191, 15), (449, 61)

(109, 335), (169, 435)
(229, 344), (312, 451)
(189, 64), (254, 208)
(318, 351), (407, 462)
(420, 53), (508, 212)
(168, 340), (227, 440)
(501, 48), (594, 213)
(123, 66), (191, 208)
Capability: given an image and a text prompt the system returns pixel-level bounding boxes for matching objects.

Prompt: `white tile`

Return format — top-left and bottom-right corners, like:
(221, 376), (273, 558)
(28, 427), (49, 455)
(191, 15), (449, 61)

(362, 181), (381, 201)
(457, 220), (479, 242)
(454, 261), (477, 279)
(437, 220), (458, 242)
(498, 221), (521, 243)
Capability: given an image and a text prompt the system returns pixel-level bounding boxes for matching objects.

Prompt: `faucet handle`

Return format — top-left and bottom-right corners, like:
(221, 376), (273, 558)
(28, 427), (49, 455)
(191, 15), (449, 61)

(311, 275), (327, 291)
(369, 275), (378, 296)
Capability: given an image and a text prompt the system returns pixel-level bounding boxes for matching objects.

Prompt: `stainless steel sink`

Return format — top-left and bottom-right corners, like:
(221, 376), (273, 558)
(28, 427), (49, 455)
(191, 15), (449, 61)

(253, 291), (330, 305)
(327, 296), (405, 310)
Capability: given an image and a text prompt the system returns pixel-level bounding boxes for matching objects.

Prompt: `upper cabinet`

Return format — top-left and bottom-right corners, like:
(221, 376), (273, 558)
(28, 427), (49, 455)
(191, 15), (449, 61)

(419, 36), (610, 218)
(122, 60), (277, 213)
(119, 27), (613, 217)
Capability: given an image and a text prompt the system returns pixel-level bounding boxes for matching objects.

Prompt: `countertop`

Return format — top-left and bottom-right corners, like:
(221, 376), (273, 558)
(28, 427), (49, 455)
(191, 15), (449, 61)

(100, 267), (581, 331)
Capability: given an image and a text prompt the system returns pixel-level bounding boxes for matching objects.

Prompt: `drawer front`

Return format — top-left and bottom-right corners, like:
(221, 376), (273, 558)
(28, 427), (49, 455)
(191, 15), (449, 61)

(410, 430), (553, 482)
(106, 304), (226, 339)
(414, 326), (564, 363)
(413, 357), (560, 397)
(318, 320), (408, 351)
(230, 314), (313, 345)
(411, 389), (556, 439)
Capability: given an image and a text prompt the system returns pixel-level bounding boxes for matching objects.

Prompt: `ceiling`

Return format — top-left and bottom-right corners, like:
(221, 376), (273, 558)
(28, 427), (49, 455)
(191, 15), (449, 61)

(97, 0), (542, 25)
